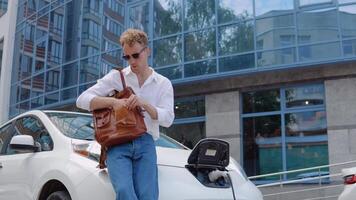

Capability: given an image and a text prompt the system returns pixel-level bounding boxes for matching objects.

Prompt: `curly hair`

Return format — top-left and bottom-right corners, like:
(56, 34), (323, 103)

(119, 28), (148, 47)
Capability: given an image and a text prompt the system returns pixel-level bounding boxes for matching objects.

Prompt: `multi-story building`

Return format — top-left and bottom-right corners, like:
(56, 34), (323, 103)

(1, 0), (356, 181)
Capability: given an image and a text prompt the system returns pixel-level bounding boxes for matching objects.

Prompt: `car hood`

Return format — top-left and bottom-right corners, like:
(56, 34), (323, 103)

(156, 147), (191, 168)
(79, 140), (192, 168)
(82, 141), (240, 170)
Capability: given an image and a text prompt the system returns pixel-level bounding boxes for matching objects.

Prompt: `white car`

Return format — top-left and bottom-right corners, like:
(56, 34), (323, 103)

(0, 110), (263, 200)
(338, 167), (356, 200)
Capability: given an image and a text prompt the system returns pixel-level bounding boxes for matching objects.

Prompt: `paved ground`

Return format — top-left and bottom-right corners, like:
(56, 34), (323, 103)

(259, 181), (344, 200)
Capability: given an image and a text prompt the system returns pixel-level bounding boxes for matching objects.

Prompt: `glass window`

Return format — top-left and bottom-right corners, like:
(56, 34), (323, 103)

(339, 0), (356, 3)
(299, 0), (332, 7)
(10, 105), (19, 118)
(219, 21), (254, 55)
(45, 92), (59, 105)
(105, 0), (124, 17)
(243, 115), (282, 179)
(46, 112), (94, 140)
(31, 96), (44, 109)
(174, 96), (205, 119)
(339, 5), (356, 39)
(297, 8), (338, 44)
(104, 16), (123, 37)
(255, 0), (294, 17)
(257, 47), (296, 67)
(50, 7), (64, 37)
(37, 0), (50, 12)
(184, 59), (216, 78)
(20, 55), (33, 79)
(63, 1), (80, 62)
(242, 84), (327, 180)
(285, 84), (325, 108)
(161, 121), (205, 149)
(242, 89), (280, 114)
(23, 24), (35, 54)
(343, 39), (356, 56)
(61, 62), (78, 88)
(298, 42), (341, 61)
(184, 0), (215, 31)
(10, 84), (20, 104)
(156, 66), (182, 80)
(31, 73), (45, 97)
(101, 50), (123, 76)
(102, 38), (120, 52)
(285, 111), (328, 178)
(81, 45), (100, 57)
(219, 53), (255, 72)
(80, 56), (100, 83)
(20, 80), (31, 101)
(184, 28), (216, 61)
(36, 14), (49, 37)
(19, 101), (30, 113)
(82, 19), (101, 43)
(218, 0), (253, 24)
(61, 87), (77, 101)
(83, 0), (101, 16)
(0, 123), (12, 155)
(47, 37), (62, 67)
(128, 2), (149, 34)
(46, 68), (60, 92)
(27, 0), (37, 20)
(256, 14), (295, 50)
(153, 36), (182, 67)
(17, 2), (25, 22)
(154, 0), (182, 37)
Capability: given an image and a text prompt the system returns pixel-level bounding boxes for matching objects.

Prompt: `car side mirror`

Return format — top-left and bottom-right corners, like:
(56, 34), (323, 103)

(10, 135), (40, 152)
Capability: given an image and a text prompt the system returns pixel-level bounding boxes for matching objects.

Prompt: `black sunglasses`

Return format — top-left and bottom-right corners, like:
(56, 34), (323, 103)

(122, 46), (147, 61)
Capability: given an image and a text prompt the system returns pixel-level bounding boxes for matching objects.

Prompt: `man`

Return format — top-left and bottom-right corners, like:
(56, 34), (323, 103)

(76, 28), (174, 200)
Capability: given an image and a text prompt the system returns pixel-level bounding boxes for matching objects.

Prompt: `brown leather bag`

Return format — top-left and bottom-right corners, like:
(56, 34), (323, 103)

(92, 69), (147, 168)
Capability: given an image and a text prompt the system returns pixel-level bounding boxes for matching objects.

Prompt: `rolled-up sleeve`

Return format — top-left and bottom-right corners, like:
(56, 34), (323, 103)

(76, 70), (122, 111)
(156, 80), (175, 127)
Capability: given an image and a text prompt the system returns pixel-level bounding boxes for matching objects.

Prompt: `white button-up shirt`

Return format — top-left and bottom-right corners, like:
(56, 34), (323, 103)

(76, 67), (175, 140)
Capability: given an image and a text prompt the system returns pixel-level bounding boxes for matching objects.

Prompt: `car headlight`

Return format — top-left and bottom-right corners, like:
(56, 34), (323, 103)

(72, 142), (100, 163)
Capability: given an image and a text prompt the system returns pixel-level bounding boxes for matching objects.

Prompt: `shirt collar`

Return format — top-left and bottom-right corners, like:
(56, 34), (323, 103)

(124, 66), (158, 83)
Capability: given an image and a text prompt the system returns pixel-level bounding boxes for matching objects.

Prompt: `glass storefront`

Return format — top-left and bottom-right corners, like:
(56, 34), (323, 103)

(242, 84), (328, 180)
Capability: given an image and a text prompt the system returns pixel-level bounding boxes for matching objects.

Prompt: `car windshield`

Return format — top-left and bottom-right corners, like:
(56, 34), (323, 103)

(45, 112), (186, 149)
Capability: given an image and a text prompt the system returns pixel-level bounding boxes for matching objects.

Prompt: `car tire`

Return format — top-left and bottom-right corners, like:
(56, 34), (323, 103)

(46, 191), (71, 200)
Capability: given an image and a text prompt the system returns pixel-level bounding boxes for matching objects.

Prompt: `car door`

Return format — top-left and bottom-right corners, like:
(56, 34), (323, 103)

(0, 122), (20, 199)
(0, 115), (54, 200)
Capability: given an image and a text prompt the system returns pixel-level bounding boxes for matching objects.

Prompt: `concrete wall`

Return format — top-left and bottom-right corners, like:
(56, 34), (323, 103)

(326, 77), (356, 176)
(205, 91), (241, 162)
(0, 0), (17, 125)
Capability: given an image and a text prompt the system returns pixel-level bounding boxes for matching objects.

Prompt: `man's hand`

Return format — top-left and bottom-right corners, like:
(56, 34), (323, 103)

(126, 94), (146, 110)
(112, 98), (128, 110)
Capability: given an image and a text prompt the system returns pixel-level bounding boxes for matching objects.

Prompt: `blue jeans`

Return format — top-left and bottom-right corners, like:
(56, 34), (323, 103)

(106, 133), (158, 200)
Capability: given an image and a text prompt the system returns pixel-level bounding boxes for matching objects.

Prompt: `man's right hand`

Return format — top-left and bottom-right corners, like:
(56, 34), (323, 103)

(112, 98), (128, 110)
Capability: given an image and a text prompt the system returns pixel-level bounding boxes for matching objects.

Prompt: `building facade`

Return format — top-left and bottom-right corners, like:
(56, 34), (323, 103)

(2, 0), (356, 180)
(0, 0), (17, 124)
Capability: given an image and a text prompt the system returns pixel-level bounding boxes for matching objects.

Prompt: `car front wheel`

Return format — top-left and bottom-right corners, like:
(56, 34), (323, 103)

(46, 191), (71, 200)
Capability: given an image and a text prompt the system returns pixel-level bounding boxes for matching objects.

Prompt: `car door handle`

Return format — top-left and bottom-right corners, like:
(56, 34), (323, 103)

(0, 162), (2, 169)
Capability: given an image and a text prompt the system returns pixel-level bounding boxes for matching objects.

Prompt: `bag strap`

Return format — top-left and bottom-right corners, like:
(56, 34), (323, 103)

(119, 69), (126, 88)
